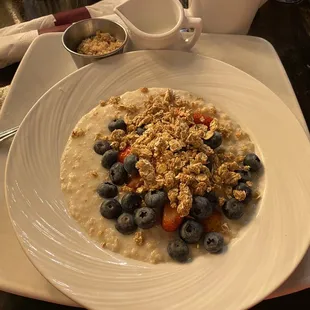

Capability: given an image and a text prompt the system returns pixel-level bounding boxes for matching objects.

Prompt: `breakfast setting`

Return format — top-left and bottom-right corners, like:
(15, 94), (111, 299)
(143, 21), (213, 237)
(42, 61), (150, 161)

(0, 0), (310, 309)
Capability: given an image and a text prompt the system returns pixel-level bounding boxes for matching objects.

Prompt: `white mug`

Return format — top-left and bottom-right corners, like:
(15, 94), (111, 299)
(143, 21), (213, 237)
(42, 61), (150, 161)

(114, 0), (202, 50)
(186, 0), (268, 35)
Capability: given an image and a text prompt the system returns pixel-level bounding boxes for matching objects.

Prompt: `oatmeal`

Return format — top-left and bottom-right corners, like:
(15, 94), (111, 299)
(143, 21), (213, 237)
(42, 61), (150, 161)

(60, 88), (263, 263)
(77, 31), (123, 56)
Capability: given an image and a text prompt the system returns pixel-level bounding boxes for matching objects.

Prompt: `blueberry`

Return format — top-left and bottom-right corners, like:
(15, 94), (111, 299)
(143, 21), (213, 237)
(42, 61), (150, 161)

(109, 162), (128, 185)
(136, 127), (146, 135)
(222, 198), (245, 220)
(206, 161), (213, 172)
(115, 213), (137, 235)
(124, 154), (139, 176)
(204, 232), (224, 253)
(96, 182), (118, 198)
(145, 190), (167, 209)
(100, 199), (122, 219)
(204, 191), (218, 208)
(204, 131), (222, 149)
(235, 169), (252, 183)
(108, 119), (127, 132)
(134, 207), (156, 229)
(93, 140), (111, 155)
(243, 153), (262, 172)
(180, 220), (204, 244)
(234, 182), (252, 203)
(190, 196), (213, 220)
(167, 239), (190, 263)
(121, 192), (142, 213)
(101, 150), (118, 169)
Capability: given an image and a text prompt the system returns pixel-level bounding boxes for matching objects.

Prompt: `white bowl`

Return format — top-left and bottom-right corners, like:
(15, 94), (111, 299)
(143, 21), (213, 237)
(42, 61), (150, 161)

(5, 51), (310, 310)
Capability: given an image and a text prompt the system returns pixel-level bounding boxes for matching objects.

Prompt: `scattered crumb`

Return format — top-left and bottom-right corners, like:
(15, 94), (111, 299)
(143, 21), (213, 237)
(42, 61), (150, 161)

(140, 87), (148, 93)
(91, 171), (98, 178)
(71, 128), (85, 138)
(134, 231), (144, 246)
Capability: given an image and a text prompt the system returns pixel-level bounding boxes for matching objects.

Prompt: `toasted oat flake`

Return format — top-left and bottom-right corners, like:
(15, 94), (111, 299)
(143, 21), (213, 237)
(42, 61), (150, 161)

(253, 190), (261, 199)
(136, 159), (156, 184)
(218, 197), (226, 207)
(204, 130), (214, 140)
(246, 181), (253, 187)
(209, 118), (219, 131)
(233, 189), (247, 201)
(177, 183), (192, 217)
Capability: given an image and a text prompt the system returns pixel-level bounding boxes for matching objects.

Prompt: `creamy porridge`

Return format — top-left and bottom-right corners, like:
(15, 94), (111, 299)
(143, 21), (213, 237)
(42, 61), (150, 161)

(60, 88), (263, 264)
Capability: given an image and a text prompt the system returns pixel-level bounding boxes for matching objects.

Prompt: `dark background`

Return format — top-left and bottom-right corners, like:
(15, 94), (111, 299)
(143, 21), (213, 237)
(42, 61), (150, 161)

(0, 0), (309, 309)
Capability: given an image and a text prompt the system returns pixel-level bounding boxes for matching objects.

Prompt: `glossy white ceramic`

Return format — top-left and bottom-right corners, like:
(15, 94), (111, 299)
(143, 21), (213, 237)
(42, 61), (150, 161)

(114, 0), (202, 50)
(5, 50), (310, 310)
(186, 0), (268, 34)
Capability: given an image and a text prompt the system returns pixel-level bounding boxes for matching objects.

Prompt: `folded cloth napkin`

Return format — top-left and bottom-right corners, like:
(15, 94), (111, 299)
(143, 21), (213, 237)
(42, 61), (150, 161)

(0, 0), (125, 69)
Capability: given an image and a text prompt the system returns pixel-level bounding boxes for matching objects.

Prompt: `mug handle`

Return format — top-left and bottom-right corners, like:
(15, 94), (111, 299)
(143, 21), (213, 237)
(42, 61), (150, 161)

(181, 16), (202, 50)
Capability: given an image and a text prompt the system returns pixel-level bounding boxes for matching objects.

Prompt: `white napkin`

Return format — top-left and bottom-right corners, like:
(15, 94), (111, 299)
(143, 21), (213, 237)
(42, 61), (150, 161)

(0, 0), (125, 69)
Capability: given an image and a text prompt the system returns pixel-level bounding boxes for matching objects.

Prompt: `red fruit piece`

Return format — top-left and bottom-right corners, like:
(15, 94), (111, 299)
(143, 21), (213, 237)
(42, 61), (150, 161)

(162, 204), (183, 232)
(202, 211), (223, 233)
(118, 146), (131, 163)
(193, 113), (213, 128)
(127, 176), (142, 190)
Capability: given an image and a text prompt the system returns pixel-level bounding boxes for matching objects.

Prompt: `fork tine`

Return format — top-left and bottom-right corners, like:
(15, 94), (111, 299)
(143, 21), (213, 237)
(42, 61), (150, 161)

(0, 127), (18, 142)
(0, 126), (19, 136)
(1, 126), (19, 135)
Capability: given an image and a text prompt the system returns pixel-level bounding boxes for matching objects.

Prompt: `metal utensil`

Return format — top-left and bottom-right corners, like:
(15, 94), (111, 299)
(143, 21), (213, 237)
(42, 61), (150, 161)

(62, 18), (128, 68)
(0, 126), (18, 142)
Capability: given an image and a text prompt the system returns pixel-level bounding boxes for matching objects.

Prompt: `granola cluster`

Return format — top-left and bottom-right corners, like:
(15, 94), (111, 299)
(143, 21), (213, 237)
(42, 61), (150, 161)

(77, 31), (123, 56)
(98, 88), (251, 217)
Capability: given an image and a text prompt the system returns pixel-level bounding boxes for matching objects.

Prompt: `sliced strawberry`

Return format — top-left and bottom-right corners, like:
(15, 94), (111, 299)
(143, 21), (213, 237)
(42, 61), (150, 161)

(202, 211), (223, 233)
(162, 204), (183, 232)
(127, 176), (142, 190)
(118, 146), (132, 163)
(193, 112), (213, 128)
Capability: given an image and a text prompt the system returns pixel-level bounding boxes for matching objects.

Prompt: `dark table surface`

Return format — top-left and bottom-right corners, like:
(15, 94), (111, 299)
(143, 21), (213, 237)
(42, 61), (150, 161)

(0, 0), (310, 309)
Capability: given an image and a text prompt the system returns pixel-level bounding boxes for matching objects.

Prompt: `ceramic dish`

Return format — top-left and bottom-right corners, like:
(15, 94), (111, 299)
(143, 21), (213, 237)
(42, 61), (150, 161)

(5, 51), (310, 310)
